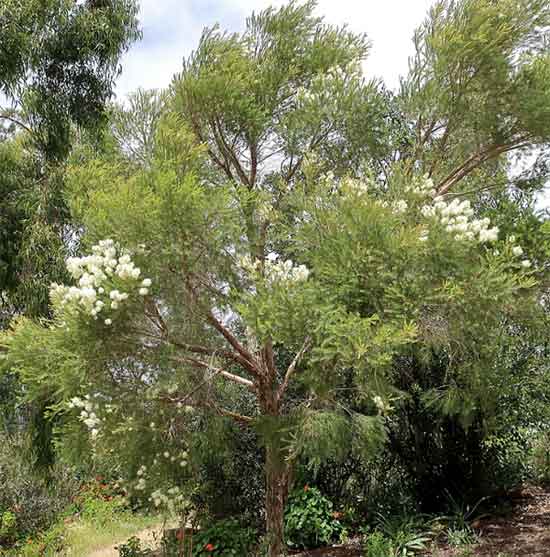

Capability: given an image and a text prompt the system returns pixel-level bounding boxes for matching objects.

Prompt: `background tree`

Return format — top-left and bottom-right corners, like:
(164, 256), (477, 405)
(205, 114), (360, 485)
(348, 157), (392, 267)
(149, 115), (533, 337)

(0, 0), (140, 465)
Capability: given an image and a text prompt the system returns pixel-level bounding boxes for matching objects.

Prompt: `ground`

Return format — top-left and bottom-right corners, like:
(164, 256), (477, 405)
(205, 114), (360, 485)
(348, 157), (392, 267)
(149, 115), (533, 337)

(436, 486), (550, 557)
(290, 487), (550, 557)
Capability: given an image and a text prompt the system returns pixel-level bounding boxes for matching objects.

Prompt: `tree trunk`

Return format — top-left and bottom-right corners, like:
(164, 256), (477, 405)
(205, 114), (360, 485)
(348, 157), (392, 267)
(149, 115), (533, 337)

(265, 445), (288, 557)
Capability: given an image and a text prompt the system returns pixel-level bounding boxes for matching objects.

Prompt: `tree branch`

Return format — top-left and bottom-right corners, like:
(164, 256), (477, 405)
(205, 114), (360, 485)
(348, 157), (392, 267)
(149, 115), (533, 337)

(436, 136), (531, 195)
(206, 311), (262, 378)
(277, 337), (311, 402)
(172, 355), (256, 390)
(0, 112), (33, 135)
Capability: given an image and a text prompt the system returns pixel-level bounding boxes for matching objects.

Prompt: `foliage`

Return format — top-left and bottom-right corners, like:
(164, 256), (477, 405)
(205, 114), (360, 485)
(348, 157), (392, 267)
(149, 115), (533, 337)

(0, 434), (78, 545)
(191, 519), (257, 557)
(284, 486), (344, 549)
(531, 431), (550, 485)
(2, 1), (550, 556)
(0, 0), (140, 160)
(117, 536), (152, 557)
(363, 531), (393, 557)
(374, 514), (433, 556)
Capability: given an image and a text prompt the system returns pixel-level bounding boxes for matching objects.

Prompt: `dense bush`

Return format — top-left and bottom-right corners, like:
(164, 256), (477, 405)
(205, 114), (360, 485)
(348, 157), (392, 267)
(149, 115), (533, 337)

(190, 418), (265, 528)
(284, 486), (344, 549)
(191, 519), (257, 557)
(0, 434), (78, 545)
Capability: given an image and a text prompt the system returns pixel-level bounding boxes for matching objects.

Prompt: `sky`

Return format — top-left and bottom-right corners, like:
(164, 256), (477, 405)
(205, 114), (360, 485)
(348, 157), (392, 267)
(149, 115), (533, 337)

(116, 0), (434, 97)
(115, 0), (549, 210)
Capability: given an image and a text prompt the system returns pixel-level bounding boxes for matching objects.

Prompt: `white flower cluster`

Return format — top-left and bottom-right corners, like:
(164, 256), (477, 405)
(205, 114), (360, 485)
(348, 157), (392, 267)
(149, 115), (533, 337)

(405, 174), (437, 198)
(508, 236), (532, 268)
(421, 197), (499, 243)
(393, 200), (408, 214)
(50, 240), (152, 326)
(342, 176), (370, 196)
(238, 255), (310, 284)
(373, 395), (393, 414)
(68, 395), (101, 438)
(150, 486), (185, 510)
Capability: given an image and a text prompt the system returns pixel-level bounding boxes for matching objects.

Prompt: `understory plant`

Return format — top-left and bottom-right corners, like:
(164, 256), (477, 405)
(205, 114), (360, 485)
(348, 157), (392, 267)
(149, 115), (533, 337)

(284, 486), (344, 549)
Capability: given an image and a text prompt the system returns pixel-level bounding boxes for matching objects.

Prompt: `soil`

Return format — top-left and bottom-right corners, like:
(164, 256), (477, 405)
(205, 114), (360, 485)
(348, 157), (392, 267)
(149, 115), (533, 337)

(439, 485), (550, 557)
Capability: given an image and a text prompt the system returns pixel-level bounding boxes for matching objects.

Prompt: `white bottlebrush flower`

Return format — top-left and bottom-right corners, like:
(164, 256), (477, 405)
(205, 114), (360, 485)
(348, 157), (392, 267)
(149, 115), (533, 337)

(512, 246), (524, 256)
(521, 260), (532, 268)
(139, 288), (149, 296)
(393, 200), (408, 214)
(141, 278), (152, 287)
(104, 318), (112, 325)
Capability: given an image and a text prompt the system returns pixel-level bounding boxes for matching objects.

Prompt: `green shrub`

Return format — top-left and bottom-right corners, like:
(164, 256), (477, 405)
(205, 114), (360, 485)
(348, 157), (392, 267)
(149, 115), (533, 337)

(191, 518), (257, 557)
(0, 434), (78, 544)
(117, 535), (152, 557)
(0, 510), (17, 543)
(363, 531), (392, 557)
(531, 431), (550, 484)
(373, 514), (433, 556)
(284, 486), (344, 549)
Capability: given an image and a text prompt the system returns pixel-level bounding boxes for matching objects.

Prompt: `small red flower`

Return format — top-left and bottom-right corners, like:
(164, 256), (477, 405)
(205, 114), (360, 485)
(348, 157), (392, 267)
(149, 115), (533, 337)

(303, 484), (310, 492)
(205, 542), (215, 552)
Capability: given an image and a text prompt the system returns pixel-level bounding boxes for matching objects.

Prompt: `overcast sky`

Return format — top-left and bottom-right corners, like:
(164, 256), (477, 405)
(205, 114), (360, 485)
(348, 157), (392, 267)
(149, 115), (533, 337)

(116, 0), (434, 97)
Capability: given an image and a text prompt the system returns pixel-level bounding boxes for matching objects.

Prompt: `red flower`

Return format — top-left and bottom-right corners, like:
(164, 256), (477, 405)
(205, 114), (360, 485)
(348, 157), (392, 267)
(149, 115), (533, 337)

(205, 543), (215, 552)
(304, 484), (310, 492)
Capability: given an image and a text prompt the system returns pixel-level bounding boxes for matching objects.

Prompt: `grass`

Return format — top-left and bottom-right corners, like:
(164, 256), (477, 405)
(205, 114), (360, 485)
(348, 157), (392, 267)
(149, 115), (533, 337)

(2, 495), (163, 557)
(64, 510), (161, 556)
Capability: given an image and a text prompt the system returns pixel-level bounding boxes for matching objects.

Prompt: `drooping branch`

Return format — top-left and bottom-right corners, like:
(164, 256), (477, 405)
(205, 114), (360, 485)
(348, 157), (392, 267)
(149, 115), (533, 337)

(0, 112), (33, 135)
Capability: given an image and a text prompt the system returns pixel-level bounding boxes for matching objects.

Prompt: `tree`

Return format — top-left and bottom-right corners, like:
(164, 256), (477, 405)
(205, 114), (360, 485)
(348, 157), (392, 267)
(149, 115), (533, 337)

(1, 1), (549, 555)
(0, 0), (140, 467)
(0, 0), (141, 160)
(0, 0), (140, 319)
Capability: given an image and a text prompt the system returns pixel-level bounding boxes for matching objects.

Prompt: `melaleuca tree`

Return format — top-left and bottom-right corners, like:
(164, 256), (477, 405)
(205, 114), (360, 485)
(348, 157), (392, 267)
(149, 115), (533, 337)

(1, 1), (549, 555)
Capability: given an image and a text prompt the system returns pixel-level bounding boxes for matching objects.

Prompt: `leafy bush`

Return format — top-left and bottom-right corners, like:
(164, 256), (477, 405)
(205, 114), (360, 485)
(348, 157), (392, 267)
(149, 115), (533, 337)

(0, 511), (17, 543)
(370, 513), (433, 557)
(284, 486), (344, 549)
(0, 434), (78, 544)
(363, 531), (393, 557)
(531, 431), (550, 485)
(191, 518), (257, 557)
(117, 536), (152, 557)
(190, 415), (264, 528)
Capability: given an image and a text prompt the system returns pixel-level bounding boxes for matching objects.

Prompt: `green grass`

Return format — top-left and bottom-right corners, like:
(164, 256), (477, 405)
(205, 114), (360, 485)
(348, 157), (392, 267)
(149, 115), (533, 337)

(64, 511), (162, 556)
(1, 496), (163, 557)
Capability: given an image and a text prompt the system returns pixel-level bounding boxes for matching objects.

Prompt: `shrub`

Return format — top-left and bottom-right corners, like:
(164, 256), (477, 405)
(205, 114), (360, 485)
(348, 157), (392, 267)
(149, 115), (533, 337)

(363, 531), (393, 557)
(0, 434), (78, 544)
(191, 518), (257, 557)
(531, 431), (550, 485)
(284, 486), (344, 549)
(117, 536), (152, 557)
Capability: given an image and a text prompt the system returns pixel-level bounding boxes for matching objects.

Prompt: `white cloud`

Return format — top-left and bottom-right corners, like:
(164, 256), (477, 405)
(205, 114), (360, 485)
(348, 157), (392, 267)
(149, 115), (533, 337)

(115, 0), (433, 97)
